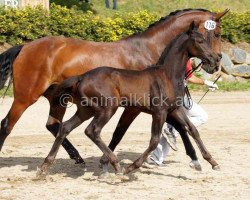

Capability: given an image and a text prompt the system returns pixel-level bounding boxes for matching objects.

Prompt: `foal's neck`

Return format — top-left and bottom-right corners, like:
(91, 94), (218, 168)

(161, 34), (190, 81)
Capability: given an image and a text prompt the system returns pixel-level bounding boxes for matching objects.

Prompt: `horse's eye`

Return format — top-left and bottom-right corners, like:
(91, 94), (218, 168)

(214, 32), (221, 38)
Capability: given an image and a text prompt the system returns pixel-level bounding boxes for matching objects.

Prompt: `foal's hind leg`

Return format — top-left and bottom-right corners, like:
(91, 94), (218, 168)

(100, 108), (141, 168)
(45, 96), (85, 165)
(39, 108), (94, 174)
(171, 108), (219, 170)
(124, 111), (167, 174)
(85, 108), (122, 174)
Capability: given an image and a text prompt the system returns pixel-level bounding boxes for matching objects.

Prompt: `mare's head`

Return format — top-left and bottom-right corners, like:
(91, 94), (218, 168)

(194, 9), (229, 56)
(186, 22), (221, 74)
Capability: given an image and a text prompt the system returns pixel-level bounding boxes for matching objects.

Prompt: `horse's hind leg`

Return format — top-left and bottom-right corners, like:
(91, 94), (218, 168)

(167, 113), (201, 171)
(85, 108), (122, 174)
(45, 96), (85, 165)
(124, 111), (167, 174)
(0, 99), (33, 151)
(171, 108), (219, 170)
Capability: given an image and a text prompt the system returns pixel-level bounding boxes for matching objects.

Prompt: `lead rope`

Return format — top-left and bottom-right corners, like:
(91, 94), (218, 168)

(183, 62), (202, 110)
(197, 74), (221, 104)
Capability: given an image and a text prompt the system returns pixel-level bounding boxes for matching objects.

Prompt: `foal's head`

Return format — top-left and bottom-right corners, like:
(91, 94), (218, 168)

(186, 22), (221, 74)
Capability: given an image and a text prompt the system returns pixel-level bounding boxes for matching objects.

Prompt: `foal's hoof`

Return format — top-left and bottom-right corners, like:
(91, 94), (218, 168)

(36, 168), (47, 180)
(212, 165), (221, 171)
(116, 172), (130, 181)
(189, 160), (202, 171)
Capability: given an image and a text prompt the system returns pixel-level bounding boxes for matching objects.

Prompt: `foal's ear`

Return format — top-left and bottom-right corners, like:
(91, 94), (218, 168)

(187, 21), (198, 35)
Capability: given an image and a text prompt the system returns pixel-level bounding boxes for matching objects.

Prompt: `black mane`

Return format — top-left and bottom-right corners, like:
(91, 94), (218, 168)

(148, 8), (210, 29)
(125, 8), (211, 39)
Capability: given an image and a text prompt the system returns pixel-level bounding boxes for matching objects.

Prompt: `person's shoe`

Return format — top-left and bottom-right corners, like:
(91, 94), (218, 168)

(162, 128), (178, 151)
(142, 157), (167, 169)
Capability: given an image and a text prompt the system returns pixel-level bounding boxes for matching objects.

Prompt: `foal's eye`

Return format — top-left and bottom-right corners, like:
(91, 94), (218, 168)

(197, 39), (204, 43)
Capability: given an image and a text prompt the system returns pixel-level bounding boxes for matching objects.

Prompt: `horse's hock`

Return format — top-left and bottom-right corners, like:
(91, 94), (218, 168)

(0, 0), (49, 10)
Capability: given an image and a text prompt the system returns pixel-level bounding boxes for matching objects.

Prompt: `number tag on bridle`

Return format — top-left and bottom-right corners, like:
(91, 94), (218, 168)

(204, 20), (216, 30)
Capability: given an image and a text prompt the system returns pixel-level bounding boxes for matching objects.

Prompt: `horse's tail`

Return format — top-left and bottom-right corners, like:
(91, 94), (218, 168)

(0, 45), (24, 90)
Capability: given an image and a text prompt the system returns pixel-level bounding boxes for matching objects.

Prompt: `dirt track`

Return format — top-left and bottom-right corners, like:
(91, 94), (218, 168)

(0, 91), (250, 200)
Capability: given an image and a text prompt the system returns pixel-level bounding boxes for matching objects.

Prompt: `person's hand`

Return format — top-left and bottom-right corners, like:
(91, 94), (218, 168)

(204, 80), (219, 91)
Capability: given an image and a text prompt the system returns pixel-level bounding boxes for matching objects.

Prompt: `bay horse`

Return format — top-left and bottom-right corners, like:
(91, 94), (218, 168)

(38, 22), (221, 175)
(0, 9), (228, 167)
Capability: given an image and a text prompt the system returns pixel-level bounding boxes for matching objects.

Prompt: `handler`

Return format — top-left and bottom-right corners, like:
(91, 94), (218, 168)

(145, 58), (219, 167)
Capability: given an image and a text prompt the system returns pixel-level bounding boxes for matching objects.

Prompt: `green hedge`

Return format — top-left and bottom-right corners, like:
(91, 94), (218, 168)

(221, 11), (250, 43)
(0, 4), (249, 45)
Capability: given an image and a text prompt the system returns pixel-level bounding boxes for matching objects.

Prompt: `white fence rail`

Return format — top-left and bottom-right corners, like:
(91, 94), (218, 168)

(0, 0), (49, 9)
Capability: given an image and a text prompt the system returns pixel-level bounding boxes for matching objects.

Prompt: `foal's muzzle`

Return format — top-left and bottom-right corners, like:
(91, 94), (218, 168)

(202, 53), (221, 74)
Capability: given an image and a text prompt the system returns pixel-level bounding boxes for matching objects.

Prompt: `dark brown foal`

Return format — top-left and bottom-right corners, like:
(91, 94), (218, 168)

(38, 23), (220, 175)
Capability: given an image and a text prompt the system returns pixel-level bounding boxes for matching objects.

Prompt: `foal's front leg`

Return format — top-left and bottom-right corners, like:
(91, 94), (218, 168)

(171, 108), (219, 170)
(124, 111), (167, 174)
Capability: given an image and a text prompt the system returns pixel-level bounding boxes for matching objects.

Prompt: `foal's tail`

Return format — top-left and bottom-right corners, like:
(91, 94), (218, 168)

(0, 45), (24, 90)
(52, 75), (83, 104)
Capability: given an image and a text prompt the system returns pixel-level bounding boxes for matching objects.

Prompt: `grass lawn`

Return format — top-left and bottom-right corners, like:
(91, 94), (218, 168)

(90, 0), (250, 17)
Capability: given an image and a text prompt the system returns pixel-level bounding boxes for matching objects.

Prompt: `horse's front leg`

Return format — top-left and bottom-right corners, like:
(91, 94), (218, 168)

(171, 108), (219, 170)
(124, 110), (167, 174)
(167, 112), (201, 171)
(99, 108), (141, 169)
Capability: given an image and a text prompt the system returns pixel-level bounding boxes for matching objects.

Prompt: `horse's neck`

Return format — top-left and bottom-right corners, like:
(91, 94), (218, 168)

(125, 12), (203, 62)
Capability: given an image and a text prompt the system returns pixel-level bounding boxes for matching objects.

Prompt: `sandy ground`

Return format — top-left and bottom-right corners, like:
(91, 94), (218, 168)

(0, 91), (250, 200)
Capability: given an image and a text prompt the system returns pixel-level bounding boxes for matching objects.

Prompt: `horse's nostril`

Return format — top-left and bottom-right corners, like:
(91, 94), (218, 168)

(218, 53), (222, 59)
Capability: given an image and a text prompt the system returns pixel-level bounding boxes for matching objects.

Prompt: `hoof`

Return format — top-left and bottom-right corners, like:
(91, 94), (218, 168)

(79, 163), (87, 171)
(36, 167), (47, 180)
(75, 158), (85, 165)
(189, 160), (202, 171)
(101, 163), (109, 174)
(212, 165), (221, 171)
(116, 173), (130, 181)
(98, 171), (110, 179)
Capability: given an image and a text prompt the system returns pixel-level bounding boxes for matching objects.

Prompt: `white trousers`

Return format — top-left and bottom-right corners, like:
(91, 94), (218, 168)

(151, 102), (208, 164)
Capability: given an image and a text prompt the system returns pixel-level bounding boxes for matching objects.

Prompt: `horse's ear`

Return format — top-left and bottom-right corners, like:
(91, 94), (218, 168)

(187, 21), (197, 35)
(215, 9), (230, 20)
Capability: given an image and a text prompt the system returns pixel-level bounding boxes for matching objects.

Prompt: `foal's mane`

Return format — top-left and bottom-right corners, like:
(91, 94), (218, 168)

(124, 8), (211, 39)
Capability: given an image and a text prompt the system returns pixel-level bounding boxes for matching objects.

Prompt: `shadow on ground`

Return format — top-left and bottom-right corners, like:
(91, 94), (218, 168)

(0, 151), (182, 179)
